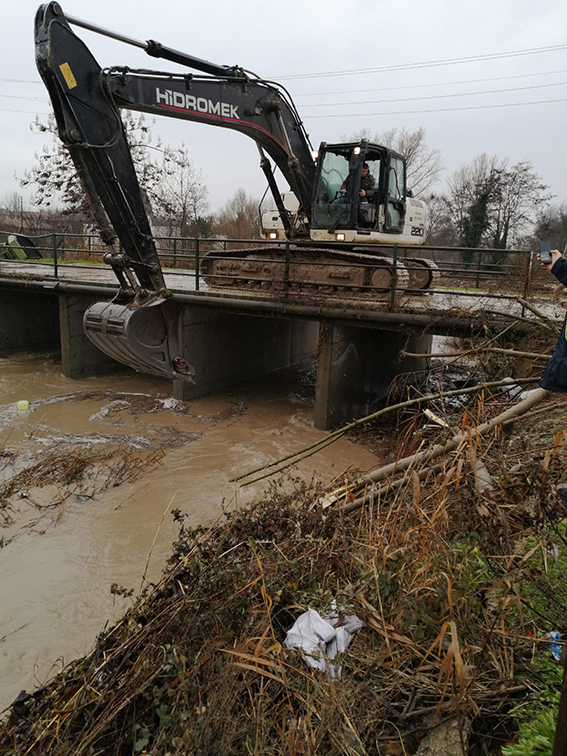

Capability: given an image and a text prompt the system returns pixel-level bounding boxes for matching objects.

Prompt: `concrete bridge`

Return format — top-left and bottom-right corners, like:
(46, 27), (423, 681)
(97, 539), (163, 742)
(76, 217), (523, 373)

(0, 256), (563, 429)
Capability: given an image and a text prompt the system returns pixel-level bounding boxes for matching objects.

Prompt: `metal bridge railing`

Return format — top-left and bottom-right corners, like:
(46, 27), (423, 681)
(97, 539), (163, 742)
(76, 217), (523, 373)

(0, 230), (551, 305)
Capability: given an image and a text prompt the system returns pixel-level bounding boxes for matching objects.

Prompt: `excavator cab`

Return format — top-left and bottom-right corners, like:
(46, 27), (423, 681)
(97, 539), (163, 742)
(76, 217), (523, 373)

(310, 141), (424, 245)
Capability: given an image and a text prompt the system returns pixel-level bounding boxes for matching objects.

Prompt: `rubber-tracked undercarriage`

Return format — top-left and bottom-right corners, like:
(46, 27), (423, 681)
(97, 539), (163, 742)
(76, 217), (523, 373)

(201, 247), (437, 296)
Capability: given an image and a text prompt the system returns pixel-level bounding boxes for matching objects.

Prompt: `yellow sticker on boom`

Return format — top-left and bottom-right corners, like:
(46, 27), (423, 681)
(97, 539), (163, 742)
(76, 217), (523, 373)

(59, 62), (77, 90)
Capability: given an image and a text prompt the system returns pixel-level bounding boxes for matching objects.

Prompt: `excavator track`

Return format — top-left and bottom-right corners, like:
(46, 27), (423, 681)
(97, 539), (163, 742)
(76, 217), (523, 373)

(200, 246), (438, 297)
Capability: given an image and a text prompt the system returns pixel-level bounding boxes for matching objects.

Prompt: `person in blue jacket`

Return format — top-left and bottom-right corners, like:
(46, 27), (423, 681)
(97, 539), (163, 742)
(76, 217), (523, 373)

(539, 249), (567, 391)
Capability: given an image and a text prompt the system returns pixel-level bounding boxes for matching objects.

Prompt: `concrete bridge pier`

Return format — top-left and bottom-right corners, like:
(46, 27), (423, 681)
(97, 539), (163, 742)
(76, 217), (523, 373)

(172, 308), (319, 401)
(59, 293), (121, 378)
(314, 322), (432, 430)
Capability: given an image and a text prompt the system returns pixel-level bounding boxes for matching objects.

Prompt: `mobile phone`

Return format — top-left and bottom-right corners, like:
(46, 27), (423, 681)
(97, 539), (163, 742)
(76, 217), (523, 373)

(539, 240), (552, 264)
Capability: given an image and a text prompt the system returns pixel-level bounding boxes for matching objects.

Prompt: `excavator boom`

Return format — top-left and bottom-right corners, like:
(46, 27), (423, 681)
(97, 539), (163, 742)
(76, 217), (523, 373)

(34, 3), (432, 382)
(35, 2), (195, 381)
(34, 2), (317, 382)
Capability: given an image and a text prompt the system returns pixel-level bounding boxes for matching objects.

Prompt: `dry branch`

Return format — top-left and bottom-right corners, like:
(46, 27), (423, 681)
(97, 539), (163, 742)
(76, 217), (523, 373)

(234, 378), (538, 486)
(333, 388), (549, 514)
(402, 347), (552, 361)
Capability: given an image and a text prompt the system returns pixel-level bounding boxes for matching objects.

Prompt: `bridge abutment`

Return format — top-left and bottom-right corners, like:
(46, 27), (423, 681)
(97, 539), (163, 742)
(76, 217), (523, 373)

(0, 288), (59, 355)
(314, 322), (432, 430)
(172, 308), (319, 401)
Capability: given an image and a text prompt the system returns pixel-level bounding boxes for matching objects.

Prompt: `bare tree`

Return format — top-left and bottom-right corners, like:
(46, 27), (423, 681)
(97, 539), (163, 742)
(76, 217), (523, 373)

(443, 154), (552, 250)
(423, 192), (454, 245)
(488, 160), (552, 249)
(1, 192), (25, 217)
(213, 189), (260, 239)
(346, 126), (443, 196)
(533, 202), (567, 253)
(152, 143), (209, 236)
(18, 112), (166, 225)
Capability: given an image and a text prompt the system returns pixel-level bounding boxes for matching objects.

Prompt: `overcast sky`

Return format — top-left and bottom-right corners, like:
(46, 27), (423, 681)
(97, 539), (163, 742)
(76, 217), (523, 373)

(2, 0), (566, 213)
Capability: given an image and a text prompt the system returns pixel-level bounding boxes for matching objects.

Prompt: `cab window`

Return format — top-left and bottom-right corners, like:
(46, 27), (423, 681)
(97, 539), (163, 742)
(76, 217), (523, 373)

(385, 156), (406, 232)
(312, 151), (351, 229)
(388, 156), (405, 200)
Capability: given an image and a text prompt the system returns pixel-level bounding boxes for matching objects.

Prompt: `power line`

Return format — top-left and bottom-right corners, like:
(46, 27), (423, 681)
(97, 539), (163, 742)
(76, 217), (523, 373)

(0, 107), (49, 115)
(274, 44), (567, 80)
(2, 73), (565, 109)
(297, 69), (567, 98)
(0, 93), (49, 102)
(0, 78), (42, 85)
(303, 97), (567, 118)
(299, 80), (567, 108)
(5, 44), (565, 86)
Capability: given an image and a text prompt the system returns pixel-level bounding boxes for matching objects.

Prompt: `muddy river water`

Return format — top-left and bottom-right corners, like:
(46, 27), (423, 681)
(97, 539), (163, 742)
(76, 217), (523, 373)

(0, 353), (380, 711)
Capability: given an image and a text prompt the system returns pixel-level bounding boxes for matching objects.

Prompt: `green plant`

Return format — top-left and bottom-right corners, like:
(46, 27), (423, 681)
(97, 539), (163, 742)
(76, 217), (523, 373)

(501, 704), (558, 756)
(503, 658), (562, 756)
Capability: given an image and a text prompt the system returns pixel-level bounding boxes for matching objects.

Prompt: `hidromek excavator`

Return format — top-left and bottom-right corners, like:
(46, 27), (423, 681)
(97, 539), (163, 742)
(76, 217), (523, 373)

(34, 2), (434, 383)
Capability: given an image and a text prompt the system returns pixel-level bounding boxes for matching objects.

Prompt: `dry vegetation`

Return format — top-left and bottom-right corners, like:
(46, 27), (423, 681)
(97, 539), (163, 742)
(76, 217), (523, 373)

(1, 385), (566, 755)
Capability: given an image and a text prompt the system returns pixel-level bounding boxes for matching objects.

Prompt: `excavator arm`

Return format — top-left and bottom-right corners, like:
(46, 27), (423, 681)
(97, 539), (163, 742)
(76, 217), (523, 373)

(34, 2), (316, 380)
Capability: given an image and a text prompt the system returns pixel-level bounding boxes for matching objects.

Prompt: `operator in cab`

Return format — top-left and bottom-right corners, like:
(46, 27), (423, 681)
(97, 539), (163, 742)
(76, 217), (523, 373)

(340, 162), (375, 200)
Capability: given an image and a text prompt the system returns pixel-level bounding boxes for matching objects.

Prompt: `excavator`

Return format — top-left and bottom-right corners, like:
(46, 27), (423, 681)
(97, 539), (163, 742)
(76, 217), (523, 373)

(34, 2), (434, 383)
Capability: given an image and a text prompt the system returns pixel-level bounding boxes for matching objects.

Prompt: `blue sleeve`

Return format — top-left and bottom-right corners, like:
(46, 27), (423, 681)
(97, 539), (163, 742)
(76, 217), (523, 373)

(550, 257), (567, 286)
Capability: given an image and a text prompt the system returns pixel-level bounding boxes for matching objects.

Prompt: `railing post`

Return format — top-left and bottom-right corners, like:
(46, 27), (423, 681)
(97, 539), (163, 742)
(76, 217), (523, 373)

(52, 233), (58, 278)
(390, 245), (398, 308)
(88, 234), (91, 260)
(521, 250), (533, 309)
(284, 241), (290, 289)
(195, 238), (200, 291)
(173, 238), (177, 269)
(475, 249), (482, 289)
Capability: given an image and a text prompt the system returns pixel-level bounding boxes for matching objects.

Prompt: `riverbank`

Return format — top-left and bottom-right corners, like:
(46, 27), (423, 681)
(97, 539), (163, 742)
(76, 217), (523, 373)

(2, 381), (566, 754)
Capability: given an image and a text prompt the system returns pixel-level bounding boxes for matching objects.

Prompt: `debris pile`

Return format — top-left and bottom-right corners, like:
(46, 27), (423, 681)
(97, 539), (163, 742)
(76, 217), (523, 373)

(1, 387), (566, 755)
(0, 390), (202, 547)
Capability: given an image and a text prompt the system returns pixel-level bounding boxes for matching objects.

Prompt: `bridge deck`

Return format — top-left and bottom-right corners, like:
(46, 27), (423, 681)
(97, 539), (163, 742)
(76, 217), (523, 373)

(1, 259), (565, 333)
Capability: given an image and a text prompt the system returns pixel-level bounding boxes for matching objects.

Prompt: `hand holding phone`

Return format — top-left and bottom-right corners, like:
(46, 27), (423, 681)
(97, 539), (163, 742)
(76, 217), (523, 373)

(539, 240), (552, 264)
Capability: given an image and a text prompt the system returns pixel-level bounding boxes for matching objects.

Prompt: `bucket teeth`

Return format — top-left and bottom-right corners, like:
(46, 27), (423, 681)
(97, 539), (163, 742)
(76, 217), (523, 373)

(83, 296), (195, 382)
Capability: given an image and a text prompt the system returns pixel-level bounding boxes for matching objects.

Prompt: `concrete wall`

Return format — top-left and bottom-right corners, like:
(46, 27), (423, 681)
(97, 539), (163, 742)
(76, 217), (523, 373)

(173, 308), (319, 401)
(314, 322), (433, 430)
(59, 293), (122, 378)
(0, 288), (59, 354)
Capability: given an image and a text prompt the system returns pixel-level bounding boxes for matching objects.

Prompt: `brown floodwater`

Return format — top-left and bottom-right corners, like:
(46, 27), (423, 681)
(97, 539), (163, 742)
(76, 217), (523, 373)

(0, 353), (380, 711)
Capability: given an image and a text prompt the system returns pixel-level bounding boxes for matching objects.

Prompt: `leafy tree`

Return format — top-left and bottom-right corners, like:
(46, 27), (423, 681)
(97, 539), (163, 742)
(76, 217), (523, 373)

(442, 153), (497, 246)
(462, 191), (490, 249)
(346, 126), (443, 196)
(213, 189), (260, 239)
(459, 190), (491, 265)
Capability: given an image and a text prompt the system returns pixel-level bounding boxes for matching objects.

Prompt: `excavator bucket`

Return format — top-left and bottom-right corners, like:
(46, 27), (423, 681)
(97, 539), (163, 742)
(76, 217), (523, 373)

(83, 296), (195, 382)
